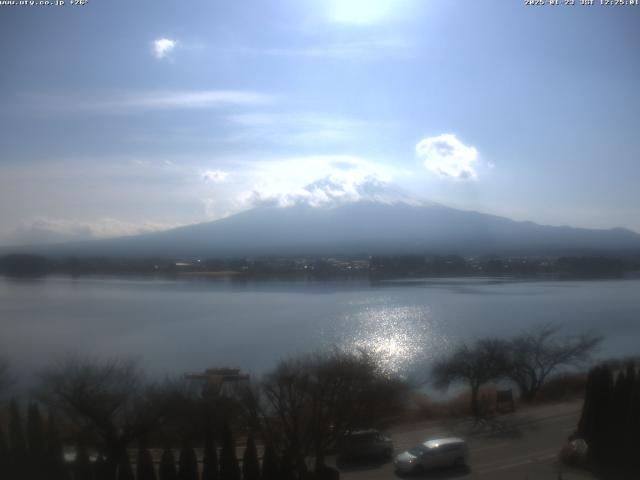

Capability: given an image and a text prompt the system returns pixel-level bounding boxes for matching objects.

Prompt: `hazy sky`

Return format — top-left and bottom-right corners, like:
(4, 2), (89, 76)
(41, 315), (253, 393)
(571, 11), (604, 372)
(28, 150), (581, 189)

(1, 0), (639, 246)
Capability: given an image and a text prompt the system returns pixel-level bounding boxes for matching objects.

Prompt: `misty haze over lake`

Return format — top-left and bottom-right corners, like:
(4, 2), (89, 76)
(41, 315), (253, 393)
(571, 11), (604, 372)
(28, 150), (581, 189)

(2, 276), (639, 384)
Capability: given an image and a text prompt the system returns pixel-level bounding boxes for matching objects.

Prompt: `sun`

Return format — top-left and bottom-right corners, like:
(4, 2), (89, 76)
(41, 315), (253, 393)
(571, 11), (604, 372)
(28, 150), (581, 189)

(327, 0), (401, 25)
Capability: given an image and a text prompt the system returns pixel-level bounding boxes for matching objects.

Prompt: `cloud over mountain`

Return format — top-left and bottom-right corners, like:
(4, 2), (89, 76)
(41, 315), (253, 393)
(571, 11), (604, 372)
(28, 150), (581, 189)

(246, 174), (416, 209)
(227, 155), (415, 211)
(416, 133), (480, 180)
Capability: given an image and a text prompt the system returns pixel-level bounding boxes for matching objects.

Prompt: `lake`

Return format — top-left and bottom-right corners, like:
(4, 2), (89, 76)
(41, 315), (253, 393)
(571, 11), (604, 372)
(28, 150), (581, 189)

(1, 275), (639, 385)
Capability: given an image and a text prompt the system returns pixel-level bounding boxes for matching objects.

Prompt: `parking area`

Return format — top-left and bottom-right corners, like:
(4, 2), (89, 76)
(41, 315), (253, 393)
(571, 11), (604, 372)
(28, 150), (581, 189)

(332, 401), (596, 480)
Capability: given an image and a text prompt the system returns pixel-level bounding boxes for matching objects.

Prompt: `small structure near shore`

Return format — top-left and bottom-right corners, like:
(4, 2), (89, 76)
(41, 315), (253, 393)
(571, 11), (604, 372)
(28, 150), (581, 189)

(185, 367), (250, 395)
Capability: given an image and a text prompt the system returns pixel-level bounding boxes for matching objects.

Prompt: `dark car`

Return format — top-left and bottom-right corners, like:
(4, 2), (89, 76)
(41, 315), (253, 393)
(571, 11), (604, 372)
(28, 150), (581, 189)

(337, 429), (393, 459)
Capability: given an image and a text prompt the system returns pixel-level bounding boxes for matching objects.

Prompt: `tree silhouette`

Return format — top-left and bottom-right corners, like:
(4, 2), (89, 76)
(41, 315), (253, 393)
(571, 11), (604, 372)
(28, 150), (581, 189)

(0, 358), (12, 399)
(136, 440), (157, 480)
(202, 428), (219, 480)
(0, 426), (8, 477)
(577, 367), (597, 442)
(432, 339), (510, 419)
(74, 441), (92, 480)
(219, 423), (240, 480)
(577, 365), (614, 463)
(592, 365), (614, 463)
(178, 442), (198, 480)
(27, 403), (47, 477)
(242, 349), (406, 475)
(260, 443), (279, 480)
(507, 325), (601, 402)
(38, 356), (177, 478)
(118, 452), (135, 480)
(625, 364), (639, 467)
(242, 435), (260, 480)
(9, 400), (26, 456)
(609, 370), (628, 461)
(159, 448), (178, 480)
(46, 412), (68, 480)
(278, 450), (295, 480)
(94, 454), (109, 480)
(577, 362), (640, 473)
(631, 370), (640, 471)
(8, 398), (27, 478)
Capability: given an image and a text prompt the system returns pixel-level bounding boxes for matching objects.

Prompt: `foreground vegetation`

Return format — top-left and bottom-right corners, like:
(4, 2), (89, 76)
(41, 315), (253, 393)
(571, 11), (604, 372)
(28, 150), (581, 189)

(0, 326), (621, 479)
(573, 361), (640, 474)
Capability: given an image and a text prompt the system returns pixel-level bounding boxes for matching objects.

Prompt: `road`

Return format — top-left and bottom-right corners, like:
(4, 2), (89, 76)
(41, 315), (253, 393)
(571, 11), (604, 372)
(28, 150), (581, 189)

(331, 401), (594, 480)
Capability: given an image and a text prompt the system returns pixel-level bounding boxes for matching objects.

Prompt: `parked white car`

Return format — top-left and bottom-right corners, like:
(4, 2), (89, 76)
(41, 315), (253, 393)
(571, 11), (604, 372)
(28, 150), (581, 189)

(393, 437), (469, 474)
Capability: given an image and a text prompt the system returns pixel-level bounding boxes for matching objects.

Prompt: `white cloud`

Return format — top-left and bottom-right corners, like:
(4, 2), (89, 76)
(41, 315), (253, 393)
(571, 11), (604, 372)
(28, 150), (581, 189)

(226, 155), (416, 210)
(25, 90), (273, 115)
(0, 154), (418, 246)
(7, 217), (183, 246)
(246, 174), (411, 209)
(202, 170), (229, 183)
(123, 91), (271, 110)
(416, 133), (480, 180)
(153, 38), (176, 59)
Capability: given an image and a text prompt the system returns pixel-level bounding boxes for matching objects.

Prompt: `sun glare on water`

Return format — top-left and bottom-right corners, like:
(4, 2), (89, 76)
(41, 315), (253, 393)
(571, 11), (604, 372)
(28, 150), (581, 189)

(334, 304), (452, 376)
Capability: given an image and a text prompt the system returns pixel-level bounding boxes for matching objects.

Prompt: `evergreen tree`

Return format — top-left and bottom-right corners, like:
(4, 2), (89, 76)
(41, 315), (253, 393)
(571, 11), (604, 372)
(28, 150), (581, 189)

(159, 448), (178, 480)
(178, 442), (198, 480)
(242, 435), (260, 480)
(623, 362), (636, 403)
(9, 399), (27, 458)
(629, 366), (640, 471)
(74, 441), (93, 480)
(27, 403), (47, 477)
(279, 450), (295, 480)
(136, 440), (157, 480)
(260, 443), (279, 480)
(577, 367), (596, 439)
(94, 454), (109, 480)
(117, 452), (135, 480)
(47, 412), (68, 480)
(27, 403), (46, 458)
(202, 429), (219, 480)
(599, 365), (615, 463)
(588, 365), (614, 463)
(219, 424), (240, 480)
(0, 426), (8, 475)
(8, 399), (27, 478)
(576, 362), (640, 470)
(609, 370), (626, 461)
(622, 363), (636, 467)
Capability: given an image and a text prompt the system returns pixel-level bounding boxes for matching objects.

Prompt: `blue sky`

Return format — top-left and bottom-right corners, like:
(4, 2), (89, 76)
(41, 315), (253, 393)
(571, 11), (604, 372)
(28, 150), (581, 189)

(1, 0), (639, 245)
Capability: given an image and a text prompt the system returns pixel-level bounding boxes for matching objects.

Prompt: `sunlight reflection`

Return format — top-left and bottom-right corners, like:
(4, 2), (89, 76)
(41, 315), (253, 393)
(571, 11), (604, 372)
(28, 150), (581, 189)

(337, 304), (452, 377)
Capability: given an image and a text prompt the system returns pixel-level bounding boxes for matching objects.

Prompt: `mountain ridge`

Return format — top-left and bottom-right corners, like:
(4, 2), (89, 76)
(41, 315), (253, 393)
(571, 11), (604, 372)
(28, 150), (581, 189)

(4, 202), (640, 258)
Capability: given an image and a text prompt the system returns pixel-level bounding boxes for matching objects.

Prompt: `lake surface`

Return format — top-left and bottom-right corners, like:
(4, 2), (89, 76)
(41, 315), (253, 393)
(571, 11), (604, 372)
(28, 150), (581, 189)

(1, 275), (639, 384)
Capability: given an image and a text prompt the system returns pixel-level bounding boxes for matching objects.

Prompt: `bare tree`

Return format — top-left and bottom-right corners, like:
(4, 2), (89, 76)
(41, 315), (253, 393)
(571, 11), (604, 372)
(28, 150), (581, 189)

(507, 325), (602, 402)
(37, 355), (179, 477)
(432, 338), (510, 419)
(241, 349), (407, 475)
